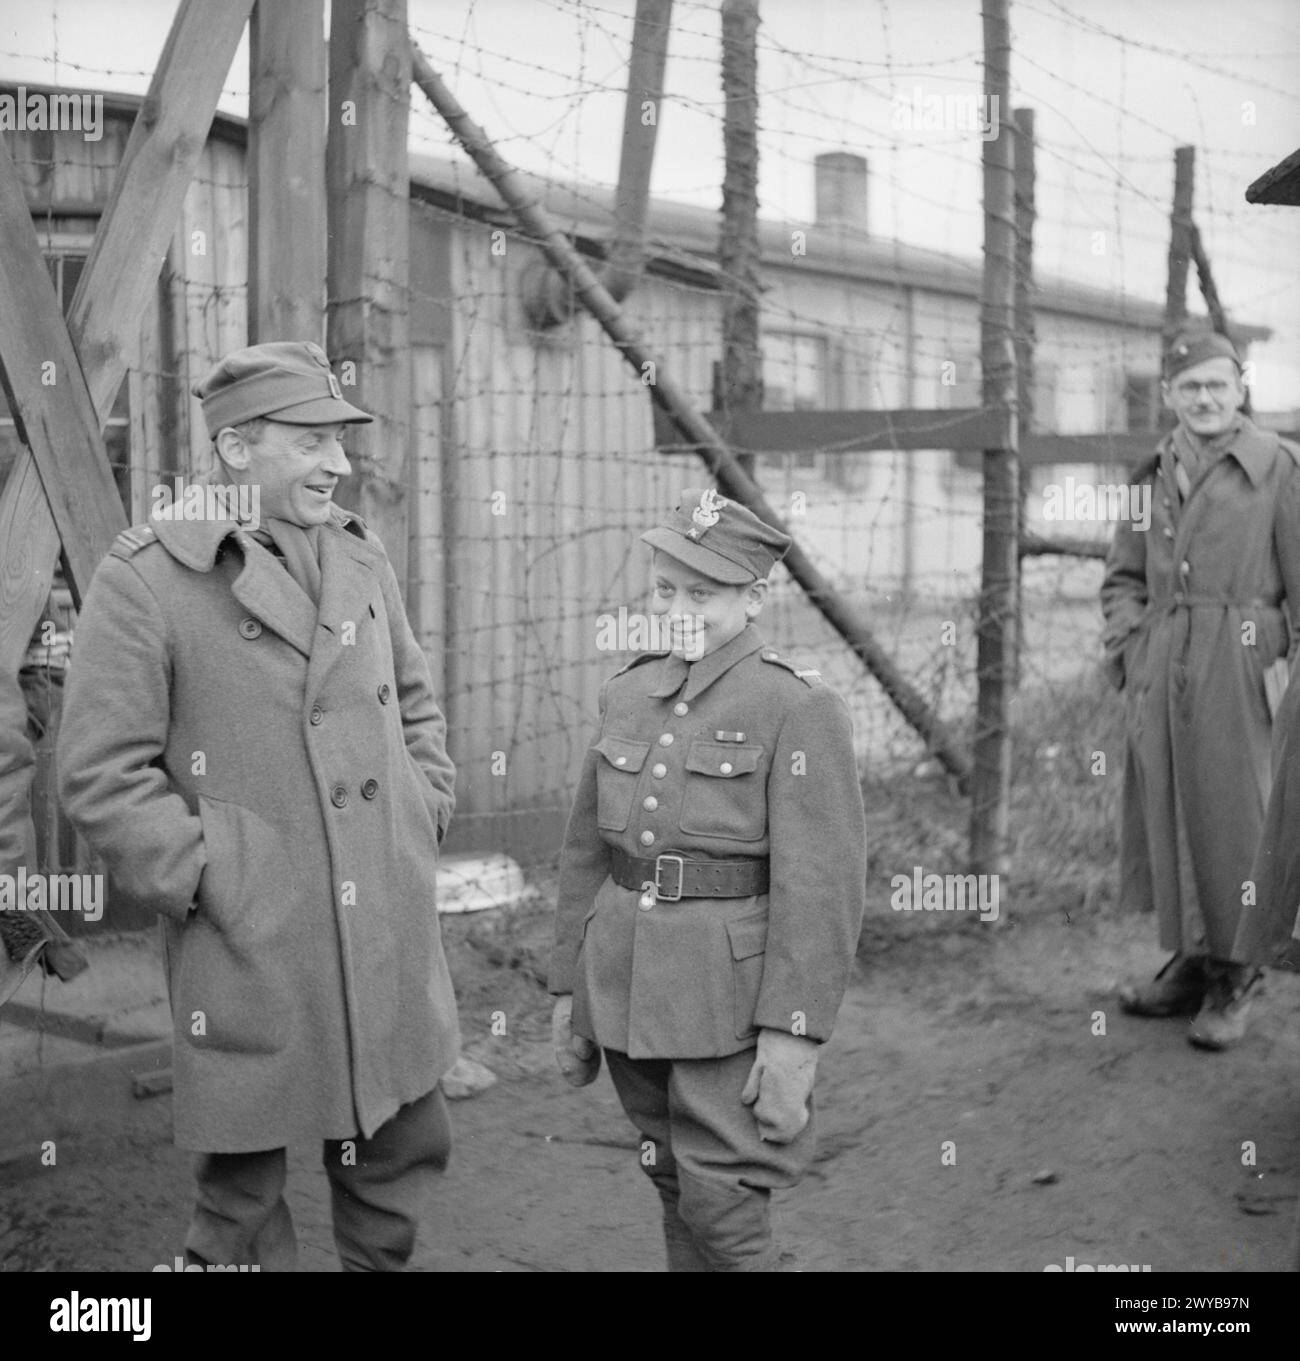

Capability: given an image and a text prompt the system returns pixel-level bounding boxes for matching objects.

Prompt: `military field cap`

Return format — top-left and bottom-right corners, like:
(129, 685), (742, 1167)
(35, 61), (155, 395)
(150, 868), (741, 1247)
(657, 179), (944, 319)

(641, 487), (793, 585)
(194, 341), (373, 438)
(1163, 329), (1241, 381)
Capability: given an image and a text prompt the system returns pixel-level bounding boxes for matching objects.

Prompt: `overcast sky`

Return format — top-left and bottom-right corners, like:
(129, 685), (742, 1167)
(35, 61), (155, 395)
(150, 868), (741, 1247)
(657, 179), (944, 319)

(4, 0), (1299, 406)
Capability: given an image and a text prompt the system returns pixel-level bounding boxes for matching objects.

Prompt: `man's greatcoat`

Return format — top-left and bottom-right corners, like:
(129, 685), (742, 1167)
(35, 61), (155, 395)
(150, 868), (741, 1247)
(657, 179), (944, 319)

(1100, 417), (1300, 960)
(57, 507), (459, 1152)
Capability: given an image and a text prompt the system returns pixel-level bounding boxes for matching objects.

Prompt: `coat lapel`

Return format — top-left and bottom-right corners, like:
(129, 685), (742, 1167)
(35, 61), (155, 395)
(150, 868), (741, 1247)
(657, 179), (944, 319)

(151, 517), (318, 658)
(306, 520), (385, 698)
(230, 541), (319, 659)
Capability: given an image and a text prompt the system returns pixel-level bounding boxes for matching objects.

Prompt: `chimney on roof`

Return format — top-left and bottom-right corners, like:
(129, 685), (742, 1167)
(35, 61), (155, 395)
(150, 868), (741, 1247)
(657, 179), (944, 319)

(814, 152), (867, 231)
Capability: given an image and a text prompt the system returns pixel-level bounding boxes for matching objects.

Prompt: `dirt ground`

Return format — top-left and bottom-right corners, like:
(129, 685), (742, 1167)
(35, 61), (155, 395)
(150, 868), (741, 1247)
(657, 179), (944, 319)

(3, 889), (1300, 1274)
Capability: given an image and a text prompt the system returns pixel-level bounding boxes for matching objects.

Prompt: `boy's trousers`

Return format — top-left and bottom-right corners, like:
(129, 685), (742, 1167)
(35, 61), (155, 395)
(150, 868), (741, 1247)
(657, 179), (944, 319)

(183, 1086), (451, 1272)
(604, 1048), (816, 1272)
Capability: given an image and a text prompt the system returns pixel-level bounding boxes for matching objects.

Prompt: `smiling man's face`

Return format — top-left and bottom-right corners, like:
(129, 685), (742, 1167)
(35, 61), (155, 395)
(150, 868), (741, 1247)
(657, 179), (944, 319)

(1162, 356), (1245, 441)
(220, 420), (351, 526)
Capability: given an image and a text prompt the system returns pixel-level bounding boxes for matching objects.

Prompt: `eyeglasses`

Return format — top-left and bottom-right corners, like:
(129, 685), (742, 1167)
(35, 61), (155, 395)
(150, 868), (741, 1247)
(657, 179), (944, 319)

(1172, 380), (1235, 398)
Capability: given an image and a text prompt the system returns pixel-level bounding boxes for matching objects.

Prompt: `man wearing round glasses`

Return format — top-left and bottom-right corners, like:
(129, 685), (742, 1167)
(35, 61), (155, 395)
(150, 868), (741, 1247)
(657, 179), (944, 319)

(1102, 329), (1300, 1050)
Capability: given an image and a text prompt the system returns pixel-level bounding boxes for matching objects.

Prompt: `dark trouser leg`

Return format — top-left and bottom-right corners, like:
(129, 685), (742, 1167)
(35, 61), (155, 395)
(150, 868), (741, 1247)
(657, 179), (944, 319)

(323, 1086), (452, 1272)
(606, 1048), (816, 1272)
(668, 1051), (814, 1273)
(184, 1147), (296, 1271)
(604, 1051), (711, 1271)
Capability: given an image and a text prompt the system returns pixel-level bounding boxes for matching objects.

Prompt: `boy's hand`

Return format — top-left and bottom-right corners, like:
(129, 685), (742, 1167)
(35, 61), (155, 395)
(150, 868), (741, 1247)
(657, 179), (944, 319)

(741, 1029), (819, 1143)
(551, 995), (601, 1087)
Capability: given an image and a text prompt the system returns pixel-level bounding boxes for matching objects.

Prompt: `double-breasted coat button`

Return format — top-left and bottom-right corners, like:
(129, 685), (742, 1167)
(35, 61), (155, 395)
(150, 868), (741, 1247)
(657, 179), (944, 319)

(652, 763), (667, 778)
(330, 785), (348, 808)
(377, 683), (392, 704)
(239, 618), (262, 639)
(309, 704), (324, 725)
(643, 796), (658, 811)
(659, 734), (674, 747)
(639, 829), (655, 846)
(673, 702), (689, 716)
(361, 778), (379, 799)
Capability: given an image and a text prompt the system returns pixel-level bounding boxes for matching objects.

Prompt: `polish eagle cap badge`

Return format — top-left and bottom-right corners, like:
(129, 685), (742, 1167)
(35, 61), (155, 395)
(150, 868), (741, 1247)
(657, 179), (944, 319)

(691, 488), (727, 532)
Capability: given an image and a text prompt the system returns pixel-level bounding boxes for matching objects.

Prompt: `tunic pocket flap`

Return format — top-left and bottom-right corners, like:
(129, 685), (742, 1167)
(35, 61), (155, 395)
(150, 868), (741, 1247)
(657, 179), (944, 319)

(594, 734), (651, 773)
(686, 742), (763, 778)
(727, 913), (768, 960)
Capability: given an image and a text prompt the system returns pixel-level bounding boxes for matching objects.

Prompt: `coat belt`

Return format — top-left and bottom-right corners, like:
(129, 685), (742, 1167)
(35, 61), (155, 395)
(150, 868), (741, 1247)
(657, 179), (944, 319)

(609, 847), (769, 901)
(1163, 594), (1276, 610)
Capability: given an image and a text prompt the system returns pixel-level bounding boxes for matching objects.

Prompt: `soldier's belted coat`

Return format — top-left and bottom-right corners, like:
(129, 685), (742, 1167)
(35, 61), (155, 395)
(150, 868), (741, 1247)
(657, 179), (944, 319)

(57, 507), (459, 1152)
(549, 625), (866, 1057)
(1100, 417), (1300, 960)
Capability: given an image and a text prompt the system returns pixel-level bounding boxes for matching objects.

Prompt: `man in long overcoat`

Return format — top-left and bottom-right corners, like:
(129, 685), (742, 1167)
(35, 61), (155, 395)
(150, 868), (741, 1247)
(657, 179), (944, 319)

(1102, 329), (1300, 1050)
(57, 342), (460, 1269)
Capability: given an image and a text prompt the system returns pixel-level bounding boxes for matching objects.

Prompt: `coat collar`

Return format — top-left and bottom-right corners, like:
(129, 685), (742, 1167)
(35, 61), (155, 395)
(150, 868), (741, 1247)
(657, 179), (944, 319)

(149, 502), (369, 571)
(1150, 415), (1277, 489)
(646, 623), (766, 702)
(149, 506), (380, 663)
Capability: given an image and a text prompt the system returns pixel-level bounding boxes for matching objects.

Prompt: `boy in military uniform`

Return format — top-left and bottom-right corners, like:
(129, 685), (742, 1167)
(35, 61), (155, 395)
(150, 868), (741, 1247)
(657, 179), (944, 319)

(58, 342), (459, 1270)
(549, 488), (867, 1271)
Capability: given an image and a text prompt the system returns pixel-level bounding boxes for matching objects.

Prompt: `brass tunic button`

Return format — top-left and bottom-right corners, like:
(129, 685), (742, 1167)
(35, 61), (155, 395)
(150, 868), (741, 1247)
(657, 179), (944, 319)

(673, 702), (689, 716)
(720, 761), (733, 774)
(659, 734), (674, 747)
(643, 796), (658, 811)
(330, 785), (348, 808)
(639, 829), (655, 846)
(377, 683), (391, 704)
(361, 778), (380, 799)
(310, 705), (324, 725)
(239, 618), (262, 639)
(615, 755), (628, 766)
(652, 763), (667, 778)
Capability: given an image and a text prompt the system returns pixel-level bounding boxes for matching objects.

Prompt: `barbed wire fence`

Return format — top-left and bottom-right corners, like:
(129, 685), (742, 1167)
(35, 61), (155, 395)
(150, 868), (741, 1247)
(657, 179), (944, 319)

(2, 0), (1299, 897)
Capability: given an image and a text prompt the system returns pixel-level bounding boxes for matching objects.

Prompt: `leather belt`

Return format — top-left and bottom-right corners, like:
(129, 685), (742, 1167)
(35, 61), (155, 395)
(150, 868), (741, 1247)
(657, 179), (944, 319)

(609, 847), (769, 902)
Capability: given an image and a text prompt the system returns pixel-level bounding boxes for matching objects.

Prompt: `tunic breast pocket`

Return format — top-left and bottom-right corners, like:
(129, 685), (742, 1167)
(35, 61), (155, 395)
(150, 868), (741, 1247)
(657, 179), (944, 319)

(594, 735), (650, 831)
(680, 741), (766, 842)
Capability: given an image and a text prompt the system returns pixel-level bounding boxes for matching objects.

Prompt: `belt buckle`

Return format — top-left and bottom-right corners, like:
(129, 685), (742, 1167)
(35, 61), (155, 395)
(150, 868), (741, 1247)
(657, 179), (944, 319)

(654, 853), (685, 902)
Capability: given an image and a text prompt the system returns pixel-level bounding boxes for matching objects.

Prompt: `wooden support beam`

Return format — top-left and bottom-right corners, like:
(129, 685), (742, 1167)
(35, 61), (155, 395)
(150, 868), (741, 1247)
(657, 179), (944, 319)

(249, 0), (327, 343)
(1188, 220), (1250, 416)
(69, 0), (257, 418)
(327, 0), (412, 587)
(719, 0), (762, 479)
(0, 0), (254, 679)
(605, 0), (673, 299)
(969, 0), (1018, 877)
(1010, 107), (1036, 689)
(1164, 146), (1195, 346)
(0, 138), (129, 607)
(411, 43), (973, 792)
